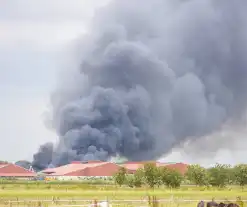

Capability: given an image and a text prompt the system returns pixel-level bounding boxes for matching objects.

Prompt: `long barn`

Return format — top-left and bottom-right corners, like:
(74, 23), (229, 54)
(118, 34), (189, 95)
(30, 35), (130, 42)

(0, 163), (36, 179)
(41, 160), (123, 180)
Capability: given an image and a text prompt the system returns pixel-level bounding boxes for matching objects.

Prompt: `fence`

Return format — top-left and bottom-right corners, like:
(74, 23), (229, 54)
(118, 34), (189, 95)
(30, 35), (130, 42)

(1, 199), (246, 206)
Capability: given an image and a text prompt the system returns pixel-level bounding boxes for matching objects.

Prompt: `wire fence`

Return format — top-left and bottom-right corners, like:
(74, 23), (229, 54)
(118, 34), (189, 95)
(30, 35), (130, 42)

(1, 199), (246, 204)
(0, 197), (245, 207)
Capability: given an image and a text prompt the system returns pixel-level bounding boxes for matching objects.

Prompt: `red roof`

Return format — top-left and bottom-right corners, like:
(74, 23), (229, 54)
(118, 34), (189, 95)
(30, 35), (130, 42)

(42, 161), (121, 176)
(42, 161), (188, 176)
(43, 163), (105, 175)
(121, 162), (188, 175)
(0, 173), (35, 177)
(71, 160), (103, 164)
(163, 163), (188, 175)
(121, 162), (144, 172)
(0, 163), (36, 177)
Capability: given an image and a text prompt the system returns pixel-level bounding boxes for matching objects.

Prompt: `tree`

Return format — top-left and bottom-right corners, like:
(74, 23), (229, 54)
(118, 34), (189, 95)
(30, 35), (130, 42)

(226, 166), (236, 185)
(207, 163), (231, 188)
(162, 168), (183, 188)
(133, 168), (144, 187)
(113, 167), (127, 186)
(186, 164), (208, 186)
(233, 164), (247, 188)
(159, 167), (169, 185)
(126, 168), (144, 188)
(126, 175), (135, 188)
(155, 167), (163, 187)
(143, 163), (160, 188)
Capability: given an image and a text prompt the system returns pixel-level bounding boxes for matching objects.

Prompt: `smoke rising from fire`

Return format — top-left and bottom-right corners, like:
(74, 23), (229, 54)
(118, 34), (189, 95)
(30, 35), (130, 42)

(32, 0), (247, 170)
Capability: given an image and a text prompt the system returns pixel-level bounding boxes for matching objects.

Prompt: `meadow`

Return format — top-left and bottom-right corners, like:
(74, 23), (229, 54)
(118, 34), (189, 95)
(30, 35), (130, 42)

(0, 181), (246, 207)
(0, 163), (246, 206)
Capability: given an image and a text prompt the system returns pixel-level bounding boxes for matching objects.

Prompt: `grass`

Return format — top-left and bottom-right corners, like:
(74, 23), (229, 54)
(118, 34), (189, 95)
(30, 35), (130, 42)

(0, 187), (246, 197)
(0, 182), (246, 206)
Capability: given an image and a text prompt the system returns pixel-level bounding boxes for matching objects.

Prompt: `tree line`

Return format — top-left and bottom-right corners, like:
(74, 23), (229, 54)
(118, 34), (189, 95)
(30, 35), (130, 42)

(113, 163), (247, 188)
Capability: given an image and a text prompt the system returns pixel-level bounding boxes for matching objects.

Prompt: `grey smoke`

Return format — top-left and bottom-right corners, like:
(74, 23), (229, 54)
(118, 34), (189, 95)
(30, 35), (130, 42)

(32, 142), (53, 170)
(161, 122), (247, 166)
(32, 0), (247, 168)
(15, 160), (32, 170)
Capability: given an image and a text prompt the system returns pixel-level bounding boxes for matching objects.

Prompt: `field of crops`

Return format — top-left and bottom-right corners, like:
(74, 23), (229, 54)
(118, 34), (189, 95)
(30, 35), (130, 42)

(0, 181), (246, 207)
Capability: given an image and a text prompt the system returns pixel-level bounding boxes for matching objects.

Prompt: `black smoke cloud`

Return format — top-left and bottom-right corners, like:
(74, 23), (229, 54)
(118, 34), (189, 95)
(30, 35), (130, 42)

(32, 143), (53, 170)
(32, 0), (247, 169)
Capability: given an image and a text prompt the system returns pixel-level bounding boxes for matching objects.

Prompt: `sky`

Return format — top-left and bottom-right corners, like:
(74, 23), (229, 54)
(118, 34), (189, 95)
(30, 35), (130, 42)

(1, 0), (247, 166)
(0, 0), (111, 162)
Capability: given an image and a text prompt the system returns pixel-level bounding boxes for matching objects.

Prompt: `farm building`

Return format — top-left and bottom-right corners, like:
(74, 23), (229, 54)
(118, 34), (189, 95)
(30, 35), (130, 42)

(41, 160), (123, 180)
(157, 162), (188, 175)
(120, 161), (152, 174)
(0, 163), (36, 178)
(121, 161), (188, 175)
(40, 160), (188, 180)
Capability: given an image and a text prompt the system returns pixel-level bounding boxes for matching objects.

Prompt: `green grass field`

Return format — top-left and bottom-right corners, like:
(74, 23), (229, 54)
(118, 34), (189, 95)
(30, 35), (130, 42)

(0, 182), (246, 207)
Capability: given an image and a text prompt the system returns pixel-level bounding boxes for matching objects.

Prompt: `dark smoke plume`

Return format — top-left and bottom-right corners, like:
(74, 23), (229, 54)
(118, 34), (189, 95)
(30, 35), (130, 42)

(15, 160), (32, 170)
(32, 0), (247, 169)
(32, 143), (53, 170)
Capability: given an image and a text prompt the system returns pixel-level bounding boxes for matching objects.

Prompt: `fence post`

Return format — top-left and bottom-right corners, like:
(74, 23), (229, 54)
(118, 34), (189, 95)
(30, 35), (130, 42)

(93, 199), (97, 207)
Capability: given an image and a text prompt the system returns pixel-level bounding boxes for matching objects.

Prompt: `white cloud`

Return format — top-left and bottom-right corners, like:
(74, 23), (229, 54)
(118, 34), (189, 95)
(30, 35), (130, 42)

(1, 91), (54, 162)
(160, 122), (247, 166)
(0, 0), (110, 22)
(0, 0), (111, 49)
(0, 20), (87, 50)
(0, 0), (111, 162)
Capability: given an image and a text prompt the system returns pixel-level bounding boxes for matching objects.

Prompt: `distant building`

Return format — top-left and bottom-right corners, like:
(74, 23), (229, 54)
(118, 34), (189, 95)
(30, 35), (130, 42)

(121, 161), (188, 175)
(157, 162), (189, 175)
(120, 161), (147, 174)
(0, 163), (36, 178)
(41, 160), (123, 179)
(39, 160), (188, 180)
